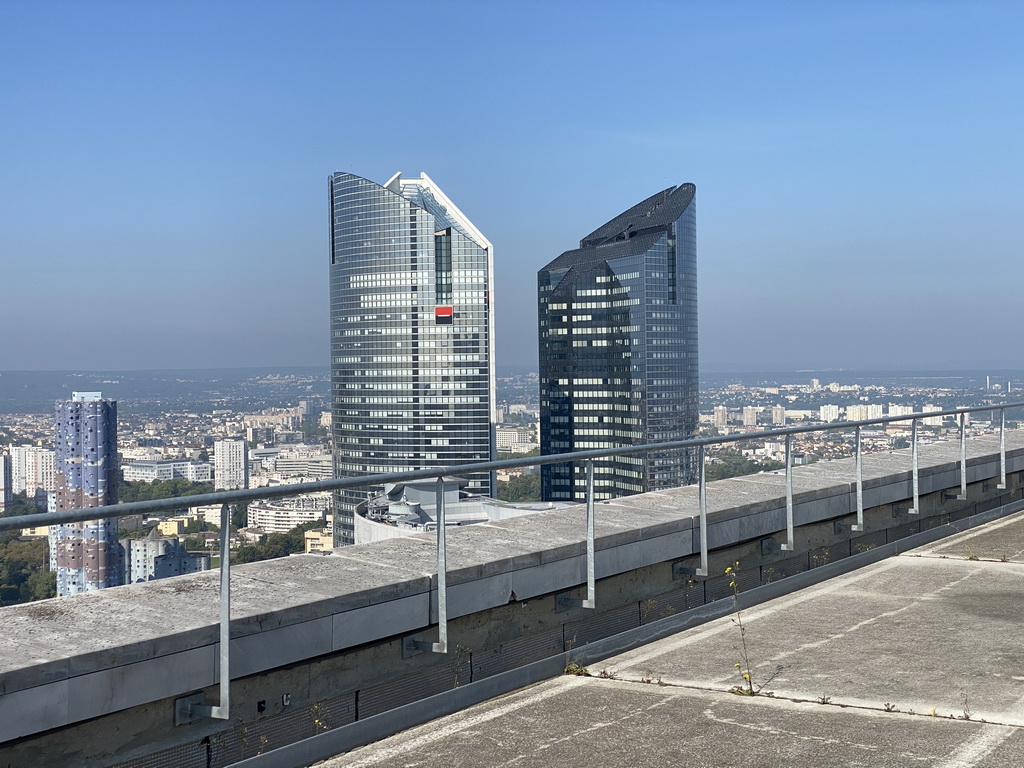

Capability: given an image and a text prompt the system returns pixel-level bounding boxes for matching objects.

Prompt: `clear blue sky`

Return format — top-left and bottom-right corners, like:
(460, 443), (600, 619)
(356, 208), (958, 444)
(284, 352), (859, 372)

(2, 0), (1022, 372)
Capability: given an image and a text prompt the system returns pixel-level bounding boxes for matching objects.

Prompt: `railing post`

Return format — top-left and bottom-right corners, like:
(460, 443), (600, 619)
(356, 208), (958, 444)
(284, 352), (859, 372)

(998, 408), (1007, 490)
(910, 418), (920, 514)
(182, 502), (231, 722)
(697, 444), (708, 577)
(957, 412), (968, 500)
(583, 460), (596, 608)
(854, 425), (864, 531)
(782, 434), (794, 551)
(406, 477), (449, 653)
(557, 461), (597, 609)
(435, 476), (448, 652)
(412, 477), (448, 652)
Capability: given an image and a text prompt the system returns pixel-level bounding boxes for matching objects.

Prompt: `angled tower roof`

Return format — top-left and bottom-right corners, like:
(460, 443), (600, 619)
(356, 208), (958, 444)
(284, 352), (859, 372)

(542, 183), (695, 273)
(580, 183), (695, 248)
(382, 171), (493, 253)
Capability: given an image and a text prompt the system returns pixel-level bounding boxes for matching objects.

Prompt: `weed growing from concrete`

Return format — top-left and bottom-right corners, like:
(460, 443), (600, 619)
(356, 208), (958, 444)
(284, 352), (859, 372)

(564, 662), (590, 676)
(598, 668), (617, 679)
(310, 702), (329, 733)
(883, 702), (898, 713)
(944, 521), (980, 561)
(817, 695), (832, 705)
(959, 689), (973, 720)
(637, 671), (664, 685)
(726, 562), (781, 696)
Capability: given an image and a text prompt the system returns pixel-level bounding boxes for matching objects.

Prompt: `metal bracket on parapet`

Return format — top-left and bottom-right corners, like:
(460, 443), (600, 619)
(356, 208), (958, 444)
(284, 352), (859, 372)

(556, 589), (595, 612)
(833, 518), (860, 535)
(672, 560), (707, 582)
(942, 490), (967, 502)
(892, 502), (917, 516)
(174, 693), (227, 726)
(760, 536), (783, 556)
(403, 632), (446, 658)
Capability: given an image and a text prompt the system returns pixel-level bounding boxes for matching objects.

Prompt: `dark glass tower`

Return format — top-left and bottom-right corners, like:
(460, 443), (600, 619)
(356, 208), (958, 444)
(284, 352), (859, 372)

(329, 172), (496, 545)
(539, 184), (697, 502)
(51, 391), (124, 595)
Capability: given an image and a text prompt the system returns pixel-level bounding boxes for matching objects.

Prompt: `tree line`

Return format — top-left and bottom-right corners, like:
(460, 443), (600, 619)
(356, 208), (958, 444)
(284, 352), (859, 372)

(0, 534), (55, 605)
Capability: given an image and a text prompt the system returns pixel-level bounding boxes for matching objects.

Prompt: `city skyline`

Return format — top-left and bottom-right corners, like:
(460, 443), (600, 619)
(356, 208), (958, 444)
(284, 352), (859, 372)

(3, 2), (1024, 373)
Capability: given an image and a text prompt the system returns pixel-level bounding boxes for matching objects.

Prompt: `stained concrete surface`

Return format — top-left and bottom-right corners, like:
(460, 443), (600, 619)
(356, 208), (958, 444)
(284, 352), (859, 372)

(323, 679), (1024, 768)
(321, 511), (1024, 768)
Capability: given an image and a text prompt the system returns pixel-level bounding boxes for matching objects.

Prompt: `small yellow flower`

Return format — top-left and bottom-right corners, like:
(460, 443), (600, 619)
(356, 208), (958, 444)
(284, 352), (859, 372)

(742, 673), (750, 680)
(734, 662), (741, 668)
(724, 566), (733, 574)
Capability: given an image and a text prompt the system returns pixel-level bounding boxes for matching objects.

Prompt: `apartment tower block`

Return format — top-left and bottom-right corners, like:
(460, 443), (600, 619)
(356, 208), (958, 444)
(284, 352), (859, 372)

(51, 391), (124, 596)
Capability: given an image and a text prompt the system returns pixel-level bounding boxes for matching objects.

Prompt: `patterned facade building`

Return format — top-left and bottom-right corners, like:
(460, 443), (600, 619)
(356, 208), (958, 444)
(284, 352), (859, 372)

(539, 184), (698, 502)
(51, 392), (124, 596)
(0, 453), (10, 513)
(329, 171), (495, 545)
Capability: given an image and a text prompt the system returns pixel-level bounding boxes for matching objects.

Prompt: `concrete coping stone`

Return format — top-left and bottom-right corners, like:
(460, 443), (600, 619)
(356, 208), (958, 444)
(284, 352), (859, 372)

(0, 432), (1020, 696)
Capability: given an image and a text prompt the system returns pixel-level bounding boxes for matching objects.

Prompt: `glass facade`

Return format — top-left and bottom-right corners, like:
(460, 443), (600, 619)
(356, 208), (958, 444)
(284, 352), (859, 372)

(329, 172), (495, 545)
(538, 185), (697, 502)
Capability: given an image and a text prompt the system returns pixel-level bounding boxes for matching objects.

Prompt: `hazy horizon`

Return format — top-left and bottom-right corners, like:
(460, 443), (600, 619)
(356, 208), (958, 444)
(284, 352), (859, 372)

(3, 2), (1023, 372)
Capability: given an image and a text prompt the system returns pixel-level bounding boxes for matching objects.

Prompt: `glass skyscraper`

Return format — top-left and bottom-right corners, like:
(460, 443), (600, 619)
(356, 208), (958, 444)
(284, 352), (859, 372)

(538, 184), (697, 502)
(329, 172), (496, 545)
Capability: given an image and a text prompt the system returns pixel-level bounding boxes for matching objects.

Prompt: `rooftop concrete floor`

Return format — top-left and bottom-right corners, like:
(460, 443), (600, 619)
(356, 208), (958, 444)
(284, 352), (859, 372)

(320, 510), (1024, 768)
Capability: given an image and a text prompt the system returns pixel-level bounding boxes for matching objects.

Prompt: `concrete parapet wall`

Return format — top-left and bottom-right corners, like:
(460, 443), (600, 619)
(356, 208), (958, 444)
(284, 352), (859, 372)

(2, 434), (1023, 766)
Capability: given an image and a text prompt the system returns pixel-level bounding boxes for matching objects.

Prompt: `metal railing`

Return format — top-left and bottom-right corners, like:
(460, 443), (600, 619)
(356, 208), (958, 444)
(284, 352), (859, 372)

(1, 401), (1021, 724)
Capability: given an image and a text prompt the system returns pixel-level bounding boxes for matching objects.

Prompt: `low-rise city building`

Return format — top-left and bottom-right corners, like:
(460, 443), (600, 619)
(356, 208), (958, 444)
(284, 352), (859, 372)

(304, 527), (334, 554)
(122, 459), (212, 483)
(246, 492), (330, 534)
(128, 529), (209, 583)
